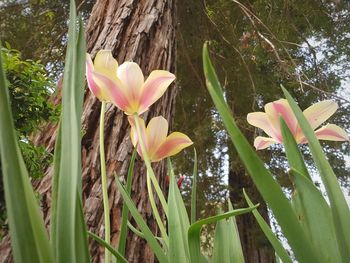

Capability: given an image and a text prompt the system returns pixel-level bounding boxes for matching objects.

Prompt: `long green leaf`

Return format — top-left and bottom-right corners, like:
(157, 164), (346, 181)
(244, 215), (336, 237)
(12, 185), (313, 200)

(243, 190), (292, 263)
(188, 206), (257, 263)
(50, 122), (61, 254)
(114, 174), (167, 263)
(191, 148), (198, 224)
(127, 221), (164, 243)
(168, 160), (190, 263)
(55, 1), (89, 262)
(88, 231), (128, 263)
(289, 169), (341, 262)
(282, 86), (350, 260)
(280, 118), (310, 179)
(118, 147), (137, 258)
(212, 210), (230, 263)
(280, 118), (340, 261)
(227, 200), (245, 263)
(203, 42), (320, 263)
(0, 46), (54, 263)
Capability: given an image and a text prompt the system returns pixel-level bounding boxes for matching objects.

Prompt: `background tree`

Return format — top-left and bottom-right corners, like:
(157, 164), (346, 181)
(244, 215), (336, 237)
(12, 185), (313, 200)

(0, 0), (176, 262)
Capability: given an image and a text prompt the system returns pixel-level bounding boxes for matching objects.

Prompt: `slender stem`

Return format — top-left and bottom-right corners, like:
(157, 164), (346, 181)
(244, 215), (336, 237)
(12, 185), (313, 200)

(146, 170), (169, 247)
(191, 148), (198, 224)
(100, 101), (111, 263)
(133, 114), (169, 217)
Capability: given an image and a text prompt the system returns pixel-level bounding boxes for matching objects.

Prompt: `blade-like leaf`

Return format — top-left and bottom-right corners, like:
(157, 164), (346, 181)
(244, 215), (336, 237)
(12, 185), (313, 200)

(227, 200), (245, 263)
(88, 231), (128, 263)
(114, 174), (167, 263)
(289, 169), (341, 262)
(280, 118), (340, 261)
(50, 122), (61, 253)
(118, 147), (137, 257)
(243, 190), (292, 263)
(168, 160), (190, 263)
(127, 221), (164, 243)
(0, 45), (54, 263)
(212, 210), (230, 263)
(188, 206), (257, 263)
(280, 118), (310, 179)
(191, 148), (198, 224)
(203, 42), (320, 263)
(282, 86), (350, 260)
(55, 1), (89, 262)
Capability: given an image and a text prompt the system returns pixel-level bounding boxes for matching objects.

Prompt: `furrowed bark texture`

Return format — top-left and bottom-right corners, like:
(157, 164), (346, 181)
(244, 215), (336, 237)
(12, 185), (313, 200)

(0, 0), (176, 262)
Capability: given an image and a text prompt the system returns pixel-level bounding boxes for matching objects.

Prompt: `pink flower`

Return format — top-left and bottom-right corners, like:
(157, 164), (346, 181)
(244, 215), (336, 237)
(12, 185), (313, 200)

(86, 50), (175, 115)
(128, 116), (193, 162)
(247, 99), (349, 150)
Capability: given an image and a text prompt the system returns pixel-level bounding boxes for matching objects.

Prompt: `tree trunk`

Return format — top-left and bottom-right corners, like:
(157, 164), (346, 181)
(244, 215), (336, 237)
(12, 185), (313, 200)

(0, 0), (177, 262)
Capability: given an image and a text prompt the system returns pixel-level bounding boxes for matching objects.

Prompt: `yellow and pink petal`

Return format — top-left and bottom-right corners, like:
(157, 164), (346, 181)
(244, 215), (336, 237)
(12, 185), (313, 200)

(254, 136), (279, 150)
(117, 62), (144, 103)
(138, 70), (176, 114)
(303, 100), (338, 130)
(145, 116), (169, 158)
(314, 124), (349, 142)
(247, 112), (281, 141)
(265, 99), (299, 137)
(152, 132), (193, 162)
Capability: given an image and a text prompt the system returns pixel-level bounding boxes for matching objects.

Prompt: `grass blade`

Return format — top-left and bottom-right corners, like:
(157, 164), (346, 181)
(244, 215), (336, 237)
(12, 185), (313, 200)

(114, 174), (167, 263)
(118, 147), (137, 257)
(203, 42), (320, 263)
(212, 210), (230, 263)
(289, 169), (341, 262)
(188, 206), (257, 263)
(168, 160), (190, 263)
(227, 200), (245, 263)
(244, 190), (292, 263)
(280, 118), (310, 179)
(54, 1), (89, 261)
(88, 231), (128, 263)
(0, 45), (54, 263)
(282, 86), (350, 260)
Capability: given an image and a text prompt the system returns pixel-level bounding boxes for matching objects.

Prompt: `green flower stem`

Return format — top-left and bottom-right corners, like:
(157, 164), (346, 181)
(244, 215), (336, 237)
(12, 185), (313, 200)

(146, 170), (169, 248)
(132, 114), (169, 217)
(100, 101), (111, 263)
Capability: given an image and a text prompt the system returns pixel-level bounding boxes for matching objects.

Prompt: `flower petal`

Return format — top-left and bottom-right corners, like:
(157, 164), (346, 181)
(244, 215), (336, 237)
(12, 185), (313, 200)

(153, 132), (193, 162)
(86, 54), (102, 99)
(265, 99), (298, 139)
(253, 136), (279, 150)
(314, 124), (349, 142)
(128, 116), (147, 158)
(138, 70), (175, 114)
(303, 100), (338, 130)
(146, 116), (168, 158)
(93, 50), (118, 78)
(247, 112), (281, 141)
(92, 71), (130, 110)
(117, 62), (144, 103)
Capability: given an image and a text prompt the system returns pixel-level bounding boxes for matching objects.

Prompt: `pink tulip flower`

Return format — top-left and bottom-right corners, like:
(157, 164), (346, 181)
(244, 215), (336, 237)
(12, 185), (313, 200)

(247, 99), (349, 150)
(86, 50), (175, 115)
(128, 116), (193, 162)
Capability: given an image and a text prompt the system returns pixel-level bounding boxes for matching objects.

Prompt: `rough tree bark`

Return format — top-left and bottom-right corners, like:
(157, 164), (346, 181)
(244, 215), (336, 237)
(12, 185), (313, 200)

(0, 0), (177, 262)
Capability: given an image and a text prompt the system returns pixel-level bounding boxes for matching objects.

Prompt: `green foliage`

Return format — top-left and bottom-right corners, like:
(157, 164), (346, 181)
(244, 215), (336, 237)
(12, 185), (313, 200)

(2, 45), (59, 136)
